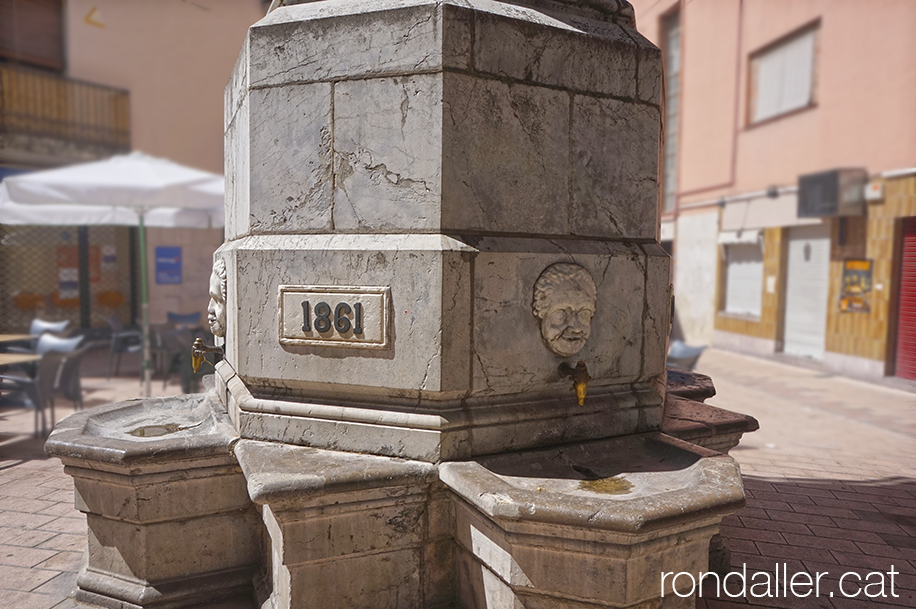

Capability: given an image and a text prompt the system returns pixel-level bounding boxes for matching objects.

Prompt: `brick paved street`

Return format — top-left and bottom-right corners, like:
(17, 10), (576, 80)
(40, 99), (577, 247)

(0, 349), (182, 609)
(1, 348), (915, 607)
(695, 349), (916, 609)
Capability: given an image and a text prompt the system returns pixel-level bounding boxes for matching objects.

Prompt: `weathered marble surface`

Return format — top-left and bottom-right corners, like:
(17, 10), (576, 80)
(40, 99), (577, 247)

(334, 75), (443, 231)
(218, 234), (669, 401)
(663, 393), (760, 454)
(248, 83), (333, 234)
(45, 394), (259, 609)
(234, 439), (449, 609)
(227, 430), (743, 609)
(441, 433), (746, 608)
(217, 359), (663, 462)
(225, 0), (662, 238)
(220, 0), (670, 458)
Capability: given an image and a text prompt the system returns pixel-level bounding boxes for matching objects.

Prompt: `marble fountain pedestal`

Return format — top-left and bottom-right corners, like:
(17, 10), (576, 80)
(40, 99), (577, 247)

(47, 1), (753, 607)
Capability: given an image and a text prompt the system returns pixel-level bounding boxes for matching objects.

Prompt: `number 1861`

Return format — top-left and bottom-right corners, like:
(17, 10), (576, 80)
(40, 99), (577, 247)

(301, 301), (364, 335)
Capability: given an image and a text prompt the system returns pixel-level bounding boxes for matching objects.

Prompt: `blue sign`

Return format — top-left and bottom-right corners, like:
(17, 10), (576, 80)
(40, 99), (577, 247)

(155, 246), (182, 285)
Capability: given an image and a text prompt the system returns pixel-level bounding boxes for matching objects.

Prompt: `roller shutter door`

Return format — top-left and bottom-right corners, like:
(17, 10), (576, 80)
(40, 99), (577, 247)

(896, 218), (916, 380)
(724, 243), (764, 316)
(784, 224), (830, 359)
(0, 0), (64, 70)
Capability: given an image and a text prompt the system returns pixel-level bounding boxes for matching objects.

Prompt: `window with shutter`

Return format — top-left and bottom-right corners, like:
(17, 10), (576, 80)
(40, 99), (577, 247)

(0, 0), (64, 71)
(749, 24), (818, 124)
(724, 243), (764, 317)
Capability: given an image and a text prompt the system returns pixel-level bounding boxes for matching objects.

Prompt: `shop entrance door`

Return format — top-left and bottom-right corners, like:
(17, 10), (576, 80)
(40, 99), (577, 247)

(895, 217), (916, 380)
(784, 224), (831, 359)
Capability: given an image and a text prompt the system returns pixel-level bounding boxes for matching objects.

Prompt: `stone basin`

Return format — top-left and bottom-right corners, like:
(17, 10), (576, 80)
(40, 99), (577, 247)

(472, 432), (705, 501)
(86, 394), (222, 440)
(441, 432), (745, 534)
(440, 433), (746, 608)
(47, 392), (240, 473)
(45, 390), (259, 609)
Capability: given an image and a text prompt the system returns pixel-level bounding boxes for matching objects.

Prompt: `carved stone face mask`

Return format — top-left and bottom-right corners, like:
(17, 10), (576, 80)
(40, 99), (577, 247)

(532, 263), (597, 358)
(207, 260), (227, 338)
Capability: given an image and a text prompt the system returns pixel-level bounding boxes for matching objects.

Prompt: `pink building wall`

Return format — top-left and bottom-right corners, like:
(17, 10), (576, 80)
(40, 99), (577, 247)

(66, 0), (265, 175)
(632, 0), (916, 206)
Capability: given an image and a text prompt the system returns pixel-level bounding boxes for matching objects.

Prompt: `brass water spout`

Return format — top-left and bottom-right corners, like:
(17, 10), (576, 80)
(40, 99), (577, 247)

(559, 361), (590, 406)
(191, 337), (223, 373)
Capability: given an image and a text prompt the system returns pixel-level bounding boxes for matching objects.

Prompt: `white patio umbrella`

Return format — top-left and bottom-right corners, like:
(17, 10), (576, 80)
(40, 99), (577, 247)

(0, 152), (224, 397)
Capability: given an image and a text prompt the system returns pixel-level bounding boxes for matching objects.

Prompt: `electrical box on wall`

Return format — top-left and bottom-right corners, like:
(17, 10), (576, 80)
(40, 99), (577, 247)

(798, 168), (868, 217)
(864, 180), (884, 201)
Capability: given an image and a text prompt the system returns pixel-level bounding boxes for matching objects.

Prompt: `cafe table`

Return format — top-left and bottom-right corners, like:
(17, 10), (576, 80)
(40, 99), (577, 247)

(0, 353), (41, 368)
(0, 334), (34, 344)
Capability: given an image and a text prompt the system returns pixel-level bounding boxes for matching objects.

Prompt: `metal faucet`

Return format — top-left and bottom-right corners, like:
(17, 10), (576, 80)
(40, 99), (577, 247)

(191, 337), (223, 373)
(558, 361), (590, 406)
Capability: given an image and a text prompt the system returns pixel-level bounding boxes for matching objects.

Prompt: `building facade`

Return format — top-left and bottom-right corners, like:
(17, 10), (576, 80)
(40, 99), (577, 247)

(0, 0), (264, 332)
(631, 0), (916, 382)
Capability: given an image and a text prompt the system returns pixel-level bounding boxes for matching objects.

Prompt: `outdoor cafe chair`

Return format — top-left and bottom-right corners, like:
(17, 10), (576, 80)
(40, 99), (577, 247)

(30, 318), (69, 336)
(0, 350), (68, 437)
(107, 317), (143, 379)
(26, 318), (71, 350)
(4, 318), (72, 355)
(35, 333), (84, 355)
(51, 346), (88, 412)
(3, 332), (82, 378)
(157, 327), (193, 389)
(666, 339), (707, 372)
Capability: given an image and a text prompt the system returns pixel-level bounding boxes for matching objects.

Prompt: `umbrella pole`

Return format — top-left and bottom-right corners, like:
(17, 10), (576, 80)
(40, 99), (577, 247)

(138, 212), (152, 398)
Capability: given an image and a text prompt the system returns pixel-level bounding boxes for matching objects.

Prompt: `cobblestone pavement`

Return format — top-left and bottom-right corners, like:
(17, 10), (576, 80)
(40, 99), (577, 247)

(2, 348), (915, 607)
(695, 349), (916, 609)
(0, 352), (182, 609)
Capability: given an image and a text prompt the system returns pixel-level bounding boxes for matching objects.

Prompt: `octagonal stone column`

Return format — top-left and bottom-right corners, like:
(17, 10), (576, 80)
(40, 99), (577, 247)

(218, 0), (669, 462)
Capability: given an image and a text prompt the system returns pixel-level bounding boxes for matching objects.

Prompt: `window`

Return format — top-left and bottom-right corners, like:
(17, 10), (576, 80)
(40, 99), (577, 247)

(0, 0), (64, 71)
(661, 10), (680, 213)
(749, 25), (817, 124)
(723, 241), (764, 317)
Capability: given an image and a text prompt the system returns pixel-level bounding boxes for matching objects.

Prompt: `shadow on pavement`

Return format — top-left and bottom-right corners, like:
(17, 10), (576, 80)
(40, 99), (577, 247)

(698, 475), (916, 609)
(0, 425), (53, 467)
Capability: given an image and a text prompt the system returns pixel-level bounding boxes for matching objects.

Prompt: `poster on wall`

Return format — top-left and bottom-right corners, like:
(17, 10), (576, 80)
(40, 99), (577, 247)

(156, 246), (182, 285)
(56, 245), (101, 291)
(839, 259), (872, 313)
(101, 244), (117, 271)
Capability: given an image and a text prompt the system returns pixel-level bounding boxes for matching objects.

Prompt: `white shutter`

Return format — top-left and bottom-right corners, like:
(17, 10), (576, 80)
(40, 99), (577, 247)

(784, 225), (830, 359)
(724, 244), (764, 316)
(753, 29), (816, 123)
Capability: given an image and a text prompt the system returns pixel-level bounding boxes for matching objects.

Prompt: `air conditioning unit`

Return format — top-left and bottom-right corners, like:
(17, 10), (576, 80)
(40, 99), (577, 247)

(798, 168), (868, 218)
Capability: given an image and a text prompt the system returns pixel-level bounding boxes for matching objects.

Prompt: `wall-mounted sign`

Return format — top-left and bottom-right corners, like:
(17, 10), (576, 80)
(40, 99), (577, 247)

(57, 246), (101, 297)
(839, 259), (872, 313)
(155, 246), (182, 285)
(101, 244), (117, 271)
(278, 285), (390, 349)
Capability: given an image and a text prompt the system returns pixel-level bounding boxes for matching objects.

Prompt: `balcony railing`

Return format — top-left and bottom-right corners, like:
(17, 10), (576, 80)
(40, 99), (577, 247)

(0, 63), (130, 151)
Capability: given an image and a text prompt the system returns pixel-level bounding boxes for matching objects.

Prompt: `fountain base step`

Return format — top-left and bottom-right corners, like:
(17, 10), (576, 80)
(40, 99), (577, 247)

(75, 565), (255, 609)
(48, 393), (746, 609)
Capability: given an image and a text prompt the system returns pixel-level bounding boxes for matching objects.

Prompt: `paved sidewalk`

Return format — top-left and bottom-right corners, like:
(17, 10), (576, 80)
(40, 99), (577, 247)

(2, 348), (915, 607)
(695, 348), (916, 609)
(0, 362), (183, 609)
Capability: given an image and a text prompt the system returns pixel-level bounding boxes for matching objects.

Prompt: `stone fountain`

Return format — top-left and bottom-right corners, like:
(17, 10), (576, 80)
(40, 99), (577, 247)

(47, 1), (756, 607)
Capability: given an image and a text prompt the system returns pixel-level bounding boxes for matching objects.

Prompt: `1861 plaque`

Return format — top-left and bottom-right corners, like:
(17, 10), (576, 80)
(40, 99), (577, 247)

(278, 285), (390, 349)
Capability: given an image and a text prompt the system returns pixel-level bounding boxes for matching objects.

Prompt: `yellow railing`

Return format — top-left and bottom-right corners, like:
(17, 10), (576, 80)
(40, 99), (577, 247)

(0, 63), (130, 150)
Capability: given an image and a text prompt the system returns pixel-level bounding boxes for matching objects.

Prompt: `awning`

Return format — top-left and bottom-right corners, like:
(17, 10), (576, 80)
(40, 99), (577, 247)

(718, 229), (762, 245)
